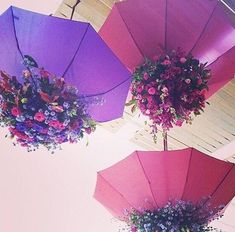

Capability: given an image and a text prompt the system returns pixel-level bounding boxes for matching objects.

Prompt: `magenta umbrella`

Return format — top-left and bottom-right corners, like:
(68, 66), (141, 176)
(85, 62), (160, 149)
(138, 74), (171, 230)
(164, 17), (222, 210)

(99, 0), (235, 98)
(94, 148), (235, 219)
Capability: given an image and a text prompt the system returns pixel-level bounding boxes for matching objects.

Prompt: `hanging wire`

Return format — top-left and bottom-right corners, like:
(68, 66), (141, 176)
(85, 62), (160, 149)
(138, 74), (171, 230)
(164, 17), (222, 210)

(70, 0), (81, 20)
(220, 0), (235, 14)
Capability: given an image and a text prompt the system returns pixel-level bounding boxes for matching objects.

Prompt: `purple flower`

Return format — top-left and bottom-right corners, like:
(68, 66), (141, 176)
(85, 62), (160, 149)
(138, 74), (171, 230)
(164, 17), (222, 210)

(16, 123), (27, 132)
(32, 123), (44, 132)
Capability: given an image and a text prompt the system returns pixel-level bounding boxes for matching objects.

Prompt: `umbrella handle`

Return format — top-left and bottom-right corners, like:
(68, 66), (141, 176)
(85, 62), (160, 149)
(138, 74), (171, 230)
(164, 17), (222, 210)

(163, 130), (168, 151)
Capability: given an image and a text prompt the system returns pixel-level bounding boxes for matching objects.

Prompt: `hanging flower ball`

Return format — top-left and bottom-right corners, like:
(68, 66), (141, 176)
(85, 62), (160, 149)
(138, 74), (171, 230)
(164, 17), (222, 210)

(0, 56), (96, 152)
(127, 48), (210, 137)
(124, 199), (224, 232)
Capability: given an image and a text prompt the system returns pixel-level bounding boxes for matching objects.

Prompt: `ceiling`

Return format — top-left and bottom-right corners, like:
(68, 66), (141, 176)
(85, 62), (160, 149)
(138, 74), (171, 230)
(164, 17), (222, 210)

(0, 0), (62, 14)
(0, 0), (234, 232)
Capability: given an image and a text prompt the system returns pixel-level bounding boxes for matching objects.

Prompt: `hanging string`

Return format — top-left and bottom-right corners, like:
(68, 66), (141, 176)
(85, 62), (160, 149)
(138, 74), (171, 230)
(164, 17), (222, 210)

(70, 0), (81, 20)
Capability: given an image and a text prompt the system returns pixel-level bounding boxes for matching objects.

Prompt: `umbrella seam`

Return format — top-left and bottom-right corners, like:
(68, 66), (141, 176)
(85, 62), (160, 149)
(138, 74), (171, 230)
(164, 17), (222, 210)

(202, 164), (235, 207)
(164, 0), (168, 50)
(136, 151), (159, 208)
(181, 147), (193, 200)
(97, 173), (135, 210)
(62, 23), (90, 77)
(115, 5), (145, 59)
(78, 76), (131, 98)
(189, 2), (219, 54)
(10, 7), (24, 59)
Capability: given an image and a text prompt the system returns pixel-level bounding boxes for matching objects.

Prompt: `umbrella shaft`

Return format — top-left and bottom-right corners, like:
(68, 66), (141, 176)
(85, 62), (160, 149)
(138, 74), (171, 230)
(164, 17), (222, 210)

(163, 131), (168, 151)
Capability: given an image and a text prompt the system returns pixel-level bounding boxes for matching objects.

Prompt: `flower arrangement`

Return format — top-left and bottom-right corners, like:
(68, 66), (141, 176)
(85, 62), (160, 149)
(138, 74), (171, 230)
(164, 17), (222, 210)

(127, 48), (210, 140)
(124, 199), (224, 232)
(0, 56), (96, 152)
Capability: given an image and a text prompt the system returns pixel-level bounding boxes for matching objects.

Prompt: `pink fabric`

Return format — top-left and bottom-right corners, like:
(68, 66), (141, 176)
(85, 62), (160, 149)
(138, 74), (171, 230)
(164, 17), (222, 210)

(99, 0), (235, 97)
(94, 148), (235, 218)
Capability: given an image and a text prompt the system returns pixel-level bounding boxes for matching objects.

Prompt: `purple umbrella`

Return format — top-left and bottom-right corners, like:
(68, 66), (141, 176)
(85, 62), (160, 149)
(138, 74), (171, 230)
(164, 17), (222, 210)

(0, 6), (131, 122)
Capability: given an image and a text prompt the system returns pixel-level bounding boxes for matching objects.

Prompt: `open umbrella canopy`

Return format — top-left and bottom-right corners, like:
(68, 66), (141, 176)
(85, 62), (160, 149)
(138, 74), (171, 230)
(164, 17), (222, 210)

(0, 6), (131, 122)
(94, 148), (235, 218)
(99, 0), (235, 98)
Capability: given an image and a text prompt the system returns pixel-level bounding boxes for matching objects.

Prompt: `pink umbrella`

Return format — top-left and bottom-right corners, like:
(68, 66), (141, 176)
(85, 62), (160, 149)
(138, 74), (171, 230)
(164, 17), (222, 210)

(99, 0), (235, 98)
(94, 148), (235, 220)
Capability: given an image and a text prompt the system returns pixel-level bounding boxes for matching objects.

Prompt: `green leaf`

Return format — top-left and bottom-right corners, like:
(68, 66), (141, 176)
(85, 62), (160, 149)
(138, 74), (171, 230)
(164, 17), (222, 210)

(131, 105), (137, 113)
(125, 99), (136, 106)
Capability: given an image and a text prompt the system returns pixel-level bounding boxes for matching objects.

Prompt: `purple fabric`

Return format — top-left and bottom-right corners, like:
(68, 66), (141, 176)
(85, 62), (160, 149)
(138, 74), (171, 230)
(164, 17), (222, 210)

(0, 6), (131, 122)
(99, 0), (235, 98)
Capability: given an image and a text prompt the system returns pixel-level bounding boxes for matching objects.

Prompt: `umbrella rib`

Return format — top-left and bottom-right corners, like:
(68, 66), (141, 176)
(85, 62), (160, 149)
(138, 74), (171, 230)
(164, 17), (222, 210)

(202, 165), (235, 207)
(164, 0), (168, 50)
(189, 2), (219, 54)
(62, 23), (90, 77)
(98, 173), (135, 210)
(115, 5), (145, 59)
(10, 7), (24, 60)
(181, 147), (193, 199)
(136, 151), (159, 208)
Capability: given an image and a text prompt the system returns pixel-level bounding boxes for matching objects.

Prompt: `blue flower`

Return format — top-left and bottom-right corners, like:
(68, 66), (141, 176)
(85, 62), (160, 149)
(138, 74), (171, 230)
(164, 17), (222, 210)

(32, 123), (43, 132)
(16, 123), (27, 132)
(63, 102), (70, 109)
(44, 110), (50, 116)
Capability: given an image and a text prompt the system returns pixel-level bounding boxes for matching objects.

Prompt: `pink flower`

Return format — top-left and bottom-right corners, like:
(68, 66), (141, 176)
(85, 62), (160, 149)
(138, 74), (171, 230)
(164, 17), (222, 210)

(145, 109), (151, 115)
(175, 119), (183, 127)
(55, 78), (65, 88)
(148, 87), (156, 95)
(162, 59), (171, 65)
(136, 85), (143, 93)
(162, 87), (168, 93)
(180, 57), (187, 63)
(185, 79), (191, 84)
(40, 69), (50, 78)
(138, 103), (146, 112)
(201, 89), (207, 96)
(49, 120), (65, 130)
(143, 72), (149, 80)
(9, 128), (28, 140)
(147, 96), (154, 104)
(131, 227), (137, 232)
(152, 55), (159, 61)
(85, 127), (92, 134)
(11, 107), (21, 117)
(34, 112), (46, 122)
(197, 78), (202, 85)
(22, 70), (31, 78)
(1, 102), (8, 111)
(41, 128), (49, 134)
(25, 120), (33, 127)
